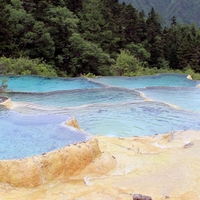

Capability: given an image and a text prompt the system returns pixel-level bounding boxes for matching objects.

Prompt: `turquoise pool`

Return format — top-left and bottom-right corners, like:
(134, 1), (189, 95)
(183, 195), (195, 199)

(0, 110), (91, 159)
(1, 74), (200, 159)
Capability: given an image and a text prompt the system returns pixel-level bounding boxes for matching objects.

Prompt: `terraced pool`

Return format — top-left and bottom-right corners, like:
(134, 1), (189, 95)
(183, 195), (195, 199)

(1, 73), (200, 159)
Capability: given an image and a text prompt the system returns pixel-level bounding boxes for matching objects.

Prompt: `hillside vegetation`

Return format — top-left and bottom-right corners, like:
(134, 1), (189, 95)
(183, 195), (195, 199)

(1, 0), (200, 78)
(119, 0), (200, 27)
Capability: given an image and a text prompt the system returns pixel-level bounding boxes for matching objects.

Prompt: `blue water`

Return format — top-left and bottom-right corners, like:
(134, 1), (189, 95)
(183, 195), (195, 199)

(91, 74), (199, 88)
(139, 86), (200, 112)
(4, 88), (143, 108)
(0, 109), (91, 159)
(2, 75), (102, 92)
(0, 73), (200, 159)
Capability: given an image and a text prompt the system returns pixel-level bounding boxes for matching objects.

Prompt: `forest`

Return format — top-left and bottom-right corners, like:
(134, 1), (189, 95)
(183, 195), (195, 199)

(1, 0), (200, 78)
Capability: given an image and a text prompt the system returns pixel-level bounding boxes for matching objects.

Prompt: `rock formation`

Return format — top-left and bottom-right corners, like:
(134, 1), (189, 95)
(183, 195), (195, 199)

(0, 96), (13, 108)
(0, 138), (101, 187)
(0, 130), (200, 199)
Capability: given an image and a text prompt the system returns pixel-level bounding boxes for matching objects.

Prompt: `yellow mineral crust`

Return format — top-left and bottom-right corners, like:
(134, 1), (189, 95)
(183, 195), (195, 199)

(66, 117), (81, 129)
(0, 130), (200, 200)
(0, 138), (101, 188)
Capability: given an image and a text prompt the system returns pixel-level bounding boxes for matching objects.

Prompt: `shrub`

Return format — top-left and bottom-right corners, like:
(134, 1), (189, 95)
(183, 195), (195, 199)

(184, 66), (200, 80)
(82, 72), (96, 78)
(0, 56), (57, 77)
(111, 49), (144, 76)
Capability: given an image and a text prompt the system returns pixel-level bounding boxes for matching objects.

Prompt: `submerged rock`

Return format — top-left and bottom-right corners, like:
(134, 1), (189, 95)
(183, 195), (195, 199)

(0, 96), (13, 108)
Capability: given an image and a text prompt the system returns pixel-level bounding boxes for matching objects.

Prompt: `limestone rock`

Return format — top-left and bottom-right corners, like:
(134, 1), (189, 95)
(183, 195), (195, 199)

(66, 117), (81, 129)
(0, 96), (13, 108)
(1, 130), (200, 199)
(187, 75), (192, 80)
(0, 138), (101, 187)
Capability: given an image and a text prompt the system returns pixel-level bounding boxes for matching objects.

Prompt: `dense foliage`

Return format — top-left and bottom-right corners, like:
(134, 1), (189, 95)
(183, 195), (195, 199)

(0, 56), (57, 76)
(1, 0), (200, 77)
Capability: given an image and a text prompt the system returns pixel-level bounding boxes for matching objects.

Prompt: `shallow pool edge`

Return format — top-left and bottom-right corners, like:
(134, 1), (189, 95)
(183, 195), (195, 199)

(0, 137), (101, 187)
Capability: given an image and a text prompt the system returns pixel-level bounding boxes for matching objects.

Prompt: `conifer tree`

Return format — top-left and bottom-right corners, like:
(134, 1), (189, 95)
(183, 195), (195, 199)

(162, 17), (179, 69)
(146, 8), (163, 67)
(136, 11), (147, 43)
(79, 0), (106, 43)
(123, 4), (138, 44)
(0, 0), (15, 56)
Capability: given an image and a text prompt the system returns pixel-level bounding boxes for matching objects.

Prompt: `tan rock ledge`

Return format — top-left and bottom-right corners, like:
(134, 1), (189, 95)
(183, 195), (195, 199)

(0, 138), (101, 188)
(0, 100), (104, 188)
(0, 130), (199, 200)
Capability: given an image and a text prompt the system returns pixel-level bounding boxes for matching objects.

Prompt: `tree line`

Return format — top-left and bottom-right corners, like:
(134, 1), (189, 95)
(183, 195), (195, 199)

(1, 0), (200, 77)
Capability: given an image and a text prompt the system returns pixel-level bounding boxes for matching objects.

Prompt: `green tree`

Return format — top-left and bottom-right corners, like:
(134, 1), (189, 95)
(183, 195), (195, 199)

(125, 43), (150, 62)
(46, 6), (79, 71)
(135, 11), (147, 43)
(0, 0), (16, 56)
(123, 4), (139, 44)
(20, 21), (55, 61)
(68, 33), (113, 76)
(190, 28), (200, 72)
(97, 0), (123, 57)
(162, 17), (179, 70)
(7, 0), (37, 57)
(8, 0), (55, 61)
(79, 0), (106, 43)
(146, 8), (163, 67)
(64, 0), (82, 14)
(111, 49), (144, 76)
(177, 36), (191, 69)
(22, 0), (52, 21)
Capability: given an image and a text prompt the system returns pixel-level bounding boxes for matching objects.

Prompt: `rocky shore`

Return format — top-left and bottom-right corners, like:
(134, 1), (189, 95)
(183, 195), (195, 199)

(0, 129), (200, 200)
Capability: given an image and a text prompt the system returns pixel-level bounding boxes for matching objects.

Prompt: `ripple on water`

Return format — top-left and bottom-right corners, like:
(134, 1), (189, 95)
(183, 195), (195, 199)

(91, 73), (200, 89)
(138, 86), (200, 112)
(0, 74), (200, 159)
(4, 87), (144, 108)
(60, 101), (200, 137)
(0, 75), (104, 92)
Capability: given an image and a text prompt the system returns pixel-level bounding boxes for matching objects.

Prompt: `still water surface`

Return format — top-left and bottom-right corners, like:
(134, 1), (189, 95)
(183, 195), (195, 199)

(0, 74), (200, 159)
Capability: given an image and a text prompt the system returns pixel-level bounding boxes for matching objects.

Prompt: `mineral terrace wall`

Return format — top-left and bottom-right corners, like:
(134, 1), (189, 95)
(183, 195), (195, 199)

(0, 138), (101, 187)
